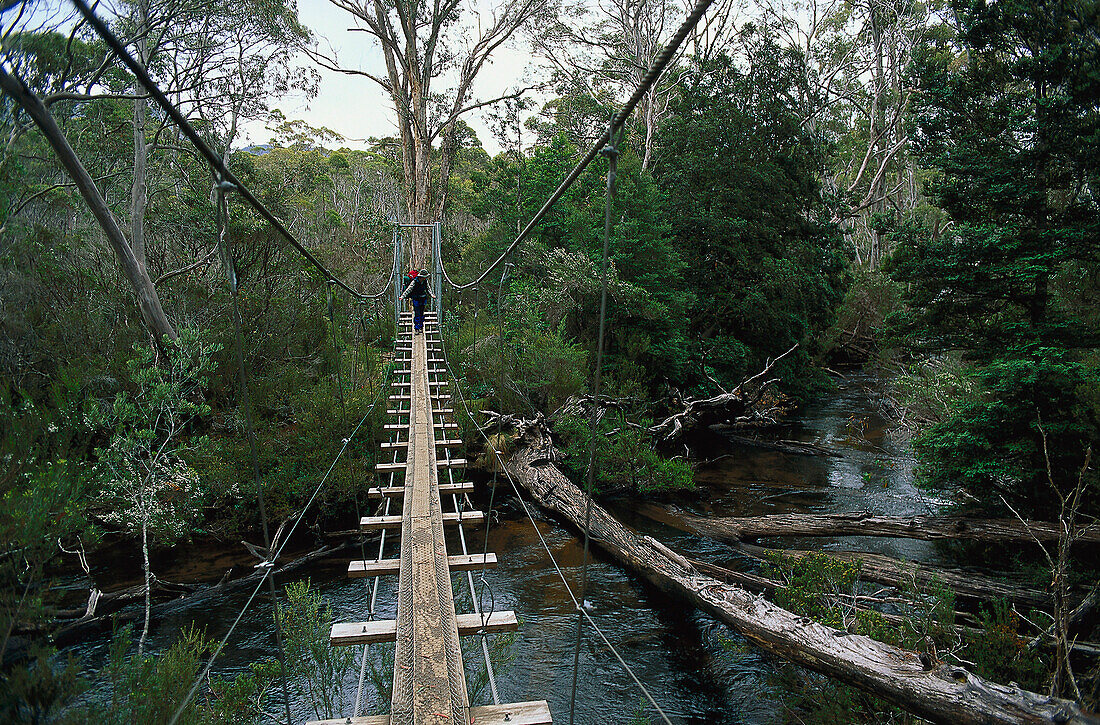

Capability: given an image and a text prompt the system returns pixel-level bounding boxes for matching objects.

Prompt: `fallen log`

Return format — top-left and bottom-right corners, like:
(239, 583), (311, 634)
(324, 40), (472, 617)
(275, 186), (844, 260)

(730, 542), (1059, 611)
(722, 435), (841, 457)
(634, 504), (1063, 610)
(687, 511), (1100, 544)
(500, 417), (1096, 725)
(47, 541), (355, 647)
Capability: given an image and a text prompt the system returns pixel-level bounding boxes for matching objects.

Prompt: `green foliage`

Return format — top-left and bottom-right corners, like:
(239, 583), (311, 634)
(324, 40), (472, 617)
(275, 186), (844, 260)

(0, 381), (97, 657)
(965, 600), (1047, 691)
(888, 0), (1100, 517)
(92, 328), (220, 543)
(913, 346), (1099, 517)
(553, 412), (693, 495)
(0, 645), (88, 725)
(764, 552), (859, 630)
(102, 624), (271, 724)
(656, 38), (848, 395)
(275, 579), (356, 720)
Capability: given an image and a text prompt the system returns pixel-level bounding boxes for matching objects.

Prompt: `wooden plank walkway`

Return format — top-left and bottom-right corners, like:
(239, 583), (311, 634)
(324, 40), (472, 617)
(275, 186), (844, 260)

(312, 310), (551, 725)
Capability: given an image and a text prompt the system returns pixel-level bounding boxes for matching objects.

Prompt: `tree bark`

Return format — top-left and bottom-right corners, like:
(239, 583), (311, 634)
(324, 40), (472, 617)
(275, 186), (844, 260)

(683, 511), (1100, 544)
(498, 419), (1097, 725)
(138, 515), (151, 656)
(0, 66), (177, 343)
(131, 0), (150, 274)
(730, 541), (1060, 611)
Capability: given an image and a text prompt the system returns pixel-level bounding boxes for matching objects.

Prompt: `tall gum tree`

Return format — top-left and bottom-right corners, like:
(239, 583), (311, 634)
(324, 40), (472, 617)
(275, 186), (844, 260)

(317, 0), (545, 266)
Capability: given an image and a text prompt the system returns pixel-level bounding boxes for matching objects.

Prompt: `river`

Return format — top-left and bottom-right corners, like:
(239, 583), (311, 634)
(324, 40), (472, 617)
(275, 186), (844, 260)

(69, 373), (951, 723)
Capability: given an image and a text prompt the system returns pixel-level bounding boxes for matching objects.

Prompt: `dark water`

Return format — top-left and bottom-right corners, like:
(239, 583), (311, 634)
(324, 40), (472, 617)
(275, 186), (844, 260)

(68, 374), (949, 723)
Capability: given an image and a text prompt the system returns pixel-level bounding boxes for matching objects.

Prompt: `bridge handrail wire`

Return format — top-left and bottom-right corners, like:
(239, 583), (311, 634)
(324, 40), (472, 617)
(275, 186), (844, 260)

(435, 293), (673, 725)
(439, 0), (716, 292)
(170, 347), (396, 725)
(69, 0), (393, 301)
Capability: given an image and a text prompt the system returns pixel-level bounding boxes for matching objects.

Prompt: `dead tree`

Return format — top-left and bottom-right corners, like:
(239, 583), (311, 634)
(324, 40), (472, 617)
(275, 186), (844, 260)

(493, 417), (1096, 725)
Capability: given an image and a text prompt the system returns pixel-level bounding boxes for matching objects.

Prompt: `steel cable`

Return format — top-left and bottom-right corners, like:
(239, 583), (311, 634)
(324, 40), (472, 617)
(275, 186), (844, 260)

(436, 277), (673, 725)
(69, 0), (394, 301)
(439, 0), (717, 291)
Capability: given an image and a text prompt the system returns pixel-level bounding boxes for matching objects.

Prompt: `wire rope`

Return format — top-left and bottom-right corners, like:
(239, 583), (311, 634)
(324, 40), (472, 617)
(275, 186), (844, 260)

(439, 0), (718, 291)
(68, 0), (394, 301)
(434, 301), (502, 705)
(569, 126), (619, 725)
(170, 345), (392, 724)
(435, 277), (673, 725)
(213, 180), (294, 724)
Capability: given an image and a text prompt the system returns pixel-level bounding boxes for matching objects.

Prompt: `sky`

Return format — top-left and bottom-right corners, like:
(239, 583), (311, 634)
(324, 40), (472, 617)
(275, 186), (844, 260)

(239, 0), (540, 155)
(3, 0), (540, 155)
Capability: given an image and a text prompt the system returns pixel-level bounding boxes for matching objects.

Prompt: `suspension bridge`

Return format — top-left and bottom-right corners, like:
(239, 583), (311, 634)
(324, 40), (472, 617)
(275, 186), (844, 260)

(310, 301), (551, 725)
(47, 0), (717, 722)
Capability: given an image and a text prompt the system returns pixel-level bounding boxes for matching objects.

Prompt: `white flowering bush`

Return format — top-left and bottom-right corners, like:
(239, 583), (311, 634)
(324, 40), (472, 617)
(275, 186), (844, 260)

(93, 328), (220, 653)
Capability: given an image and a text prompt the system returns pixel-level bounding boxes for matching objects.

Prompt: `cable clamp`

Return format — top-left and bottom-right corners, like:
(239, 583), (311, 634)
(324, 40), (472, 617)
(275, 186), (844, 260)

(255, 559), (274, 570)
(217, 179), (237, 191)
(600, 143), (619, 159)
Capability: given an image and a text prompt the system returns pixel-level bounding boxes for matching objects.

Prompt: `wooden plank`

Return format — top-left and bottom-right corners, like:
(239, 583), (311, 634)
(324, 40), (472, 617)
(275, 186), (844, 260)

(374, 462), (406, 473)
(437, 458), (467, 468)
(347, 553), (497, 578)
(384, 422), (456, 429)
(367, 482), (473, 498)
(360, 510), (484, 530)
(392, 329), (469, 722)
(389, 394), (451, 401)
(307, 701), (553, 725)
(330, 611), (518, 645)
(381, 439), (459, 450)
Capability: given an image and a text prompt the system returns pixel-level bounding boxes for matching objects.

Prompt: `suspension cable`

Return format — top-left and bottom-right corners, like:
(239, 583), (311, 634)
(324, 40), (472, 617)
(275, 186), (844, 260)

(439, 0), (717, 291)
(68, 0), (393, 301)
(569, 125), (619, 725)
(436, 278), (672, 725)
(170, 341), (392, 724)
(213, 179), (294, 724)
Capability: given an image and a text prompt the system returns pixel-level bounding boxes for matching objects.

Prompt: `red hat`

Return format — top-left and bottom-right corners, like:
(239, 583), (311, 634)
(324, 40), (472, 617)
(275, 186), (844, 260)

(409, 269), (419, 277)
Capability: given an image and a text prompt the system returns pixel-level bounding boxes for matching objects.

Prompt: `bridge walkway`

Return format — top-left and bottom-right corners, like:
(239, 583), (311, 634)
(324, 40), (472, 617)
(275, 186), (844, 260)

(311, 311), (552, 725)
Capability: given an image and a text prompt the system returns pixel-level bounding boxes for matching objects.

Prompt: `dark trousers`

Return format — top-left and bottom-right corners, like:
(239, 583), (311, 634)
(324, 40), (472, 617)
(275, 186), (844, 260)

(412, 298), (426, 330)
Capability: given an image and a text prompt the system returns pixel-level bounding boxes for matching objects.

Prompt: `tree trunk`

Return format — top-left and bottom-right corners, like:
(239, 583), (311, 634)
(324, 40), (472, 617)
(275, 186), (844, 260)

(0, 67), (177, 344)
(131, 0), (150, 274)
(730, 541), (1060, 611)
(138, 514), (151, 656)
(497, 418), (1096, 725)
(683, 511), (1100, 544)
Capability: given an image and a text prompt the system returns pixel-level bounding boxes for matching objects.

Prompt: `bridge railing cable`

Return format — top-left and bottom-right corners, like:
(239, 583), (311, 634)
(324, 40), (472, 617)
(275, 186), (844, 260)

(435, 287), (673, 725)
(439, 0), (716, 292)
(169, 339), (396, 725)
(68, 0), (393, 301)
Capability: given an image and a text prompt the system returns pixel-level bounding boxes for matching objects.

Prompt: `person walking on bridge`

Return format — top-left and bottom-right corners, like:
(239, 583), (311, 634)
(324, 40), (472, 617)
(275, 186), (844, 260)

(400, 268), (435, 333)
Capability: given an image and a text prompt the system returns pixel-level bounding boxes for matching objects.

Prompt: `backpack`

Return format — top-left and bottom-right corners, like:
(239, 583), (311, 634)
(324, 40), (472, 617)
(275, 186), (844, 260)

(409, 276), (428, 299)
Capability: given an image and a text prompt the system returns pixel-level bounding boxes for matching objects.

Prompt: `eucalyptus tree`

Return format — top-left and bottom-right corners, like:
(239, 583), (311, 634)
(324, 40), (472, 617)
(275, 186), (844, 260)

(318, 0), (546, 265)
(758, 0), (930, 267)
(530, 0), (741, 170)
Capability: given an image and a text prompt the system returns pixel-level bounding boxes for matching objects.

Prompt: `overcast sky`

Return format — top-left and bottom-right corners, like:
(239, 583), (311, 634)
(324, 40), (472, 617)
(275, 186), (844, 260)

(240, 0), (540, 155)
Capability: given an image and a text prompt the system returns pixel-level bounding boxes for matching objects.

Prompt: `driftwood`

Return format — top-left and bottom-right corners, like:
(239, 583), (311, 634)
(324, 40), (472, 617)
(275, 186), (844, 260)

(500, 418), (1097, 725)
(634, 504), (1068, 611)
(687, 511), (1100, 544)
(731, 541), (1059, 611)
(722, 434), (841, 457)
(550, 344), (803, 443)
(46, 541), (354, 647)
